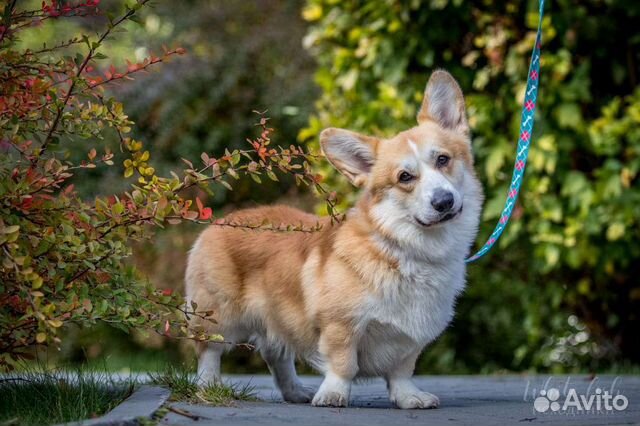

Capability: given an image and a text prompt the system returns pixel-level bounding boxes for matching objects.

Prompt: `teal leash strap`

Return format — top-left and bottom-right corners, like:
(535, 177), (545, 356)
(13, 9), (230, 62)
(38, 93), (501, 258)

(466, 0), (545, 263)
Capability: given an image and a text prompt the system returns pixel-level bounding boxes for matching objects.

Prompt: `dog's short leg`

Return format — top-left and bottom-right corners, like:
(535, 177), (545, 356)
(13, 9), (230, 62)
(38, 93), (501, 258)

(385, 351), (439, 409)
(261, 346), (315, 403)
(196, 342), (225, 386)
(312, 322), (358, 407)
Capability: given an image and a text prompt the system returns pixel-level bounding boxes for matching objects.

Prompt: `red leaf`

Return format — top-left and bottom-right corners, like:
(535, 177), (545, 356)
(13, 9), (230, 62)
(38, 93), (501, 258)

(195, 196), (213, 220)
(200, 207), (212, 220)
(162, 288), (173, 296)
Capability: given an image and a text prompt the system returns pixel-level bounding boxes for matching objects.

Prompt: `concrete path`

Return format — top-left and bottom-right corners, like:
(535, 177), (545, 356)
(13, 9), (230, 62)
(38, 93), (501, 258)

(160, 375), (640, 425)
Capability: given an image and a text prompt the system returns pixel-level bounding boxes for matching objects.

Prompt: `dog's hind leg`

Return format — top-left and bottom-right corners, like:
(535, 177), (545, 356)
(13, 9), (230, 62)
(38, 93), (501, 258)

(196, 341), (228, 386)
(260, 345), (315, 403)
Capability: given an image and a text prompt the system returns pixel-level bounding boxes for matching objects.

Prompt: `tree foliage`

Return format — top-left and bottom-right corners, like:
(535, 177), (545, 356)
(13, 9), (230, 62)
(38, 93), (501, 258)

(302, 0), (640, 371)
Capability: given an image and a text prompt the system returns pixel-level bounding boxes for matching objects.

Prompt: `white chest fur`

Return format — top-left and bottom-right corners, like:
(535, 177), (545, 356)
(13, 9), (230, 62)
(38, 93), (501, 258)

(354, 250), (466, 376)
(363, 255), (465, 343)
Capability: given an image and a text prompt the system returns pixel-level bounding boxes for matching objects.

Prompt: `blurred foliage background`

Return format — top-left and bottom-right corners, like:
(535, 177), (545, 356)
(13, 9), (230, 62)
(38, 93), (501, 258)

(23, 0), (639, 374)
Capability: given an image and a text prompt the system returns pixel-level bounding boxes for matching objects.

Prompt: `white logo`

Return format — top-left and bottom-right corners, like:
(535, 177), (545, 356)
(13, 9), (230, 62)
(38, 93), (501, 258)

(526, 377), (629, 415)
(534, 388), (561, 412)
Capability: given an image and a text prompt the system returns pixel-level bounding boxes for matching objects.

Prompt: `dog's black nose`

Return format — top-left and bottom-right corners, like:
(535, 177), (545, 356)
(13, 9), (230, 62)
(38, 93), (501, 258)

(431, 189), (454, 212)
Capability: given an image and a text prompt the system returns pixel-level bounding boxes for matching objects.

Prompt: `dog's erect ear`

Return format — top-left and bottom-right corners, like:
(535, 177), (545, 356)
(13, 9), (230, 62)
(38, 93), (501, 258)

(320, 128), (378, 187)
(417, 70), (469, 134)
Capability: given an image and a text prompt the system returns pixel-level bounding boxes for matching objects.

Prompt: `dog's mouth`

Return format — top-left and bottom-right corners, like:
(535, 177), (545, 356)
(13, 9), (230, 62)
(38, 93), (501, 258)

(414, 205), (463, 228)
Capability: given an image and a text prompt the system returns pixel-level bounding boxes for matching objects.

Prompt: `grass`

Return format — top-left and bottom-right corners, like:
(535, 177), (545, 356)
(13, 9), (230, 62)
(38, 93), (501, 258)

(148, 365), (257, 406)
(0, 367), (134, 426)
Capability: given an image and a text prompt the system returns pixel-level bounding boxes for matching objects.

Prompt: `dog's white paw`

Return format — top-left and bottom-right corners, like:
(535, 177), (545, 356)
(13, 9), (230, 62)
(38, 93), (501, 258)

(312, 389), (349, 407)
(311, 373), (350, 407)
(282, 385), (315, 403)
(393, 391), (440, 409)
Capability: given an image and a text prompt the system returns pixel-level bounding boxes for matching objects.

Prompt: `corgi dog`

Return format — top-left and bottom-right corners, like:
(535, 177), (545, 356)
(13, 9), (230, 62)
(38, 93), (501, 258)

(185, 70), (483, 409)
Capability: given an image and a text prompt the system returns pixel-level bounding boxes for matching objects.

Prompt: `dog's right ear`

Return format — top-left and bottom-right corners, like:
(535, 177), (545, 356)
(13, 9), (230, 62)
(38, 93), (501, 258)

(320, 128), (378, 187)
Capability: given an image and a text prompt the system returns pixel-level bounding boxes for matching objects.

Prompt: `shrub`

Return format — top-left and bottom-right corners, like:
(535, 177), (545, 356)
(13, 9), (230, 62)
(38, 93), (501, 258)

(0, 0), (328, 369)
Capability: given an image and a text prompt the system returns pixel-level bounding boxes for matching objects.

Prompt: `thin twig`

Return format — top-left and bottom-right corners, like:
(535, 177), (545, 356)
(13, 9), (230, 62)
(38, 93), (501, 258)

(40, 0), (150, 153)
(165, 405), (208, 420)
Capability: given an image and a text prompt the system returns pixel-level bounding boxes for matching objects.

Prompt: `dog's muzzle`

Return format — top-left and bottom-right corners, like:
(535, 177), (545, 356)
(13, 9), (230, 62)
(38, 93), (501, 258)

(415, 204), (463, 228)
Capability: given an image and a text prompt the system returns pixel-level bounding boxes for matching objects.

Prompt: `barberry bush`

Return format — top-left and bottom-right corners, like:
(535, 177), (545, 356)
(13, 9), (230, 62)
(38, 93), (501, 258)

(0, 0), (332, 369)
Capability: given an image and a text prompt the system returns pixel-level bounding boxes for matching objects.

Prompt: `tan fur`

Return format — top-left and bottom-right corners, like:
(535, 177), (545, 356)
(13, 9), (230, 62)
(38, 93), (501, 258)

(186, 70), (483, 408)
(187, 206), (333, 352)
(187, 204), (397, 355)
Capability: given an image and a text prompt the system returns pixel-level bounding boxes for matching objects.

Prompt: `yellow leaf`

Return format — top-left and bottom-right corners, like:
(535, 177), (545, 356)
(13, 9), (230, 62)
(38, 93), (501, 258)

(36, 333), (47, 343)
(48, 319), (63, 328)
(606, 223), (625, 241)
(1, 225), (19, 234)
(302, 4), (322, 21)
(32, 276), (43, 289)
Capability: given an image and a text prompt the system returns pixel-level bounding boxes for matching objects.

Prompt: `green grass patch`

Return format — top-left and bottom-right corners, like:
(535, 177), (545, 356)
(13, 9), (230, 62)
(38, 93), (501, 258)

(148, 365), (257, 406)
(0, 367), (134, 426)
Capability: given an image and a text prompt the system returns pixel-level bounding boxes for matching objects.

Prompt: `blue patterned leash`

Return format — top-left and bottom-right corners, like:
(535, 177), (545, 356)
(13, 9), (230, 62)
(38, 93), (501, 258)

(466, 0), (545, 263)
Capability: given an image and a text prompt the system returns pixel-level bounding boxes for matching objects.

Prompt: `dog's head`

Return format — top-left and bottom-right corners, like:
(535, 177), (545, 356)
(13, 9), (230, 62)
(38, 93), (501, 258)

(321, 70), (480, 236)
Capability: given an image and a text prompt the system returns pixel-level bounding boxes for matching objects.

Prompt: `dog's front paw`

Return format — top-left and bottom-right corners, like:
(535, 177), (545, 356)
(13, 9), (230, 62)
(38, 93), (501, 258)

(282, 385), (315, 403)
(312, 389), (349, 407)
(311, 373), (350, 407)
(393, 391), (440, 409)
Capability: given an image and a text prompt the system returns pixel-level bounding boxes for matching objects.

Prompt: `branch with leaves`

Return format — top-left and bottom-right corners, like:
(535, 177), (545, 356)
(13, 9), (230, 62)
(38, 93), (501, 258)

(0, 0), (339, 369)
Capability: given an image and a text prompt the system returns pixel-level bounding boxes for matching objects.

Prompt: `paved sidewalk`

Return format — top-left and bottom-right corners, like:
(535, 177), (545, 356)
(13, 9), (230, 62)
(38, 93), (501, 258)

(160, 375), (640, 426)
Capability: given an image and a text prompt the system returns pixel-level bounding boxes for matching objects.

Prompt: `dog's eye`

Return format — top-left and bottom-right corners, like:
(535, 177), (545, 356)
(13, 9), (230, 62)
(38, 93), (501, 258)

(436, 155), (450, 168)
(398, 171), (415, 183)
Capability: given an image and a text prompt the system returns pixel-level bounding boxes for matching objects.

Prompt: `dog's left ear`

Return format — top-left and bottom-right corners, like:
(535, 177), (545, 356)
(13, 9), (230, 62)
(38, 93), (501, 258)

(320, 128), (378, 187)
(417, 70), (469, 135)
